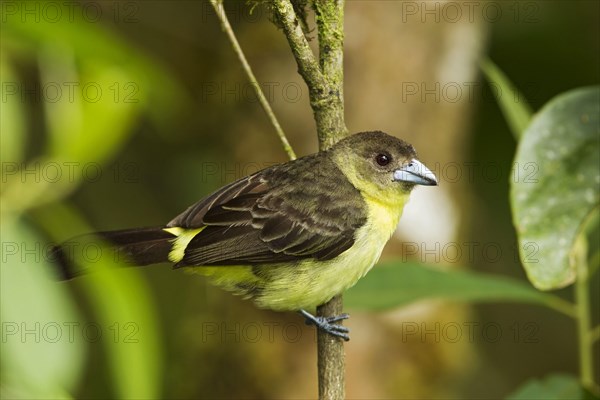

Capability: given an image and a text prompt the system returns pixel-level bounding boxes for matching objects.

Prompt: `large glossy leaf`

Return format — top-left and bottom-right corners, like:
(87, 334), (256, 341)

(506, 374), (594, 400)
(511, 87), (600, 290)
(345, 262), (573, 316)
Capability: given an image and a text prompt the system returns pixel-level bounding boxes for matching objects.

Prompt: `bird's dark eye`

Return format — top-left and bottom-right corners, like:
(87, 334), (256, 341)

(375, 153), (391, 166)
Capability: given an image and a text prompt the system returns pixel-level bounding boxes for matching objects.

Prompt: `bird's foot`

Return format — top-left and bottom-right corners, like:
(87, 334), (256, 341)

(299, 309), (350, 341)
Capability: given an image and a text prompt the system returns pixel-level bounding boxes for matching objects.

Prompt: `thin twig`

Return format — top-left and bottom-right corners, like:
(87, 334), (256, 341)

(210, 0), (296, 160)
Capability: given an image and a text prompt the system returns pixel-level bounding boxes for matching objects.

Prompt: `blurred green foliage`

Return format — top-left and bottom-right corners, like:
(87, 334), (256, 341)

(346, 261), (575, 316)
(1, 3), (185, 398)
(1, 1), (599, 399)
(507, 373), (596, 400)
(1, 216), (83, 399)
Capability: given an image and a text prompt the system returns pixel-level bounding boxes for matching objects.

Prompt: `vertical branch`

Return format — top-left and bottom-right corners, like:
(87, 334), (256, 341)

(313, 0), (347, 149)
(316, 295), (345, 399)
(312, 2), (347, 400)
(271, 1), (348, 399)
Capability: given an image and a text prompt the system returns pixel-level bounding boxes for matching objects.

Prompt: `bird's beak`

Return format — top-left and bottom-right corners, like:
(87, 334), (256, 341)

(393, 159), (438, 186)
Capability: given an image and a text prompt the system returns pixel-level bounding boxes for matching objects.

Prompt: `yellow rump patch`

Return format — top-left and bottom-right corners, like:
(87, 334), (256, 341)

(163, 226), (204, 263)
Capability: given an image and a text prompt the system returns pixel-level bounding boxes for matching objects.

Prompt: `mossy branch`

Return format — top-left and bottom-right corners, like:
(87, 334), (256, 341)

(271, 0), (348, 150)
(313, 0), (347, 149)
(271, 1), (348, 399)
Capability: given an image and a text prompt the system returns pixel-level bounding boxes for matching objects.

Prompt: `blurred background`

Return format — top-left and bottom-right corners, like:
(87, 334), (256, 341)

(1, 1), (599, 399)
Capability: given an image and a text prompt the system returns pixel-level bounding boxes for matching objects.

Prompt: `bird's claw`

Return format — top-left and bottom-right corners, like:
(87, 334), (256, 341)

(299, 310), (351, 341)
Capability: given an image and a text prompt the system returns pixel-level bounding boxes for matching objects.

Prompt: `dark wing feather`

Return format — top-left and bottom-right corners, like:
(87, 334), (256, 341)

(172, 153), (367, 267)
(167, 174), (267, 228)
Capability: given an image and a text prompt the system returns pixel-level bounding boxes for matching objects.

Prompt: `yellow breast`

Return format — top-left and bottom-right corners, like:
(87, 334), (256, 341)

(254, 194), (407, 311)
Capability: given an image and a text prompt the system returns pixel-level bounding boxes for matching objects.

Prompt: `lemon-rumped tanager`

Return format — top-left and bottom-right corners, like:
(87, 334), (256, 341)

(52, 131), (437, 340)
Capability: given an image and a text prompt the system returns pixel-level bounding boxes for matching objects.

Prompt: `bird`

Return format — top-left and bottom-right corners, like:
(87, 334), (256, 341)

(52, 131), (437, 340)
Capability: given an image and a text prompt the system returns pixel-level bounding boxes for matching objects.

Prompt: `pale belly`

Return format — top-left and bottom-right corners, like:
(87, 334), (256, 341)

(253, 224), (391, 311)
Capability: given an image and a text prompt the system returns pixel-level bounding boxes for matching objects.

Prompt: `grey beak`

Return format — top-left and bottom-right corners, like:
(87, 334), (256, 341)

(393, 159), (438, 186)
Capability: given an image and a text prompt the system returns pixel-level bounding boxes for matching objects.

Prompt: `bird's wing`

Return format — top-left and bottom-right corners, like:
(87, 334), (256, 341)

(169, 154), (368, 267)
(166, 172), (268, 229)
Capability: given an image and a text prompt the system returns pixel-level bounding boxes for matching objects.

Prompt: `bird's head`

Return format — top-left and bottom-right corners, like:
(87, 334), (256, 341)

(331, 131), (437, 205)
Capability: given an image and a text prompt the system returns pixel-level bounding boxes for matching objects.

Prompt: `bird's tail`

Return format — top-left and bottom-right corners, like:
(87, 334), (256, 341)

(51, 227), (175, 280)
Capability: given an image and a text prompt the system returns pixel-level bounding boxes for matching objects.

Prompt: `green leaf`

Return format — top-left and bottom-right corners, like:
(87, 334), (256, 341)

(506, 374), (595, 400)
(0, 217), (85, 399)
(2, 6), (187, 165)
(41, 59), (143, 166)
(345, 262), (574, 317)
(511, 86), (600, 290)
(0, 6), (187, 215)
(0, 54), (26, 164)
(34, 203), (163, 400)
(480, 57), (533, 139)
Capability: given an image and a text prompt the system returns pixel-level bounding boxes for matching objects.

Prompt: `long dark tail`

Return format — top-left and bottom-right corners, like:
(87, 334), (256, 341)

(51, 227), (174, 280)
